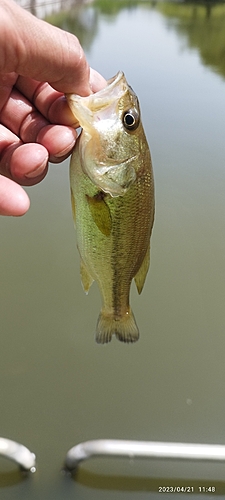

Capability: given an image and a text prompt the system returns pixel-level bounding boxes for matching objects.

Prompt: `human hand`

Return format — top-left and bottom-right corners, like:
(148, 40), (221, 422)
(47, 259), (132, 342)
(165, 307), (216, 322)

(0, 0), (106, 216)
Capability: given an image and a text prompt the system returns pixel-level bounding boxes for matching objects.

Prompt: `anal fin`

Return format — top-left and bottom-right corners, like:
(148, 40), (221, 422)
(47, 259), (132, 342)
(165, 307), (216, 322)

(70, 188), (76, 222)
(80, 259), (94, 294)
(134, 244), (150, 294)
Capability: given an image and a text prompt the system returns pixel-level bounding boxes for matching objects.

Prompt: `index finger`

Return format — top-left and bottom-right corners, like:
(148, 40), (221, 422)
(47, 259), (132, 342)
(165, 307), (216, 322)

(0, 2), (91, 95)
(16, 77), (78, 127)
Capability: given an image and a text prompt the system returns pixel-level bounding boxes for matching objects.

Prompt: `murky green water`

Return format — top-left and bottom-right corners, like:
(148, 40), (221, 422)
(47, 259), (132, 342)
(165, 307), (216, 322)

(1, 1), (225, 497)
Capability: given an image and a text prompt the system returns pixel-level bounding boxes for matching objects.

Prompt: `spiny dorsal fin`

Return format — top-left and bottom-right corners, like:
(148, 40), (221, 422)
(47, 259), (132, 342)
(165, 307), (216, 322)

(134, 244), (150, 294)
(86, 192), (112, 237)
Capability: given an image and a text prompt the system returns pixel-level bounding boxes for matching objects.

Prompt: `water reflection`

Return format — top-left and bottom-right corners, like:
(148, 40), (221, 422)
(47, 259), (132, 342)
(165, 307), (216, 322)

(73, 468), (225, 494)
(157, 2), (225, 79)
(0, 470), (27, 488)
(3, 1), (225, 497)
(47, 4), (98, 50)
(15, 0), (225, 82)
(37, 0), (225, 82)
(16, 0), (90, 19)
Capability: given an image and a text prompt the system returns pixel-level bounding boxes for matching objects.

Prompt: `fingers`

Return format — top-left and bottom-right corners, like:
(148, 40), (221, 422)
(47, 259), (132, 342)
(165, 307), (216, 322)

(0, 2), (107, 97)
(0, 123), (77, 184)
(37, 125), (77, 163)
(89, 68), (107, 93)
(0, 174), (30, 216)
(16, 72), (107, 126)
(0, 73), (17, 113)
(0, 131), (48, 185)
(0, 69), (105, 177)
(0, 0), (108, 218)
(1, 87), (48, 139)
(15, 77), (75, 125)
(0, 84), (77, 172)
(0, 0), (91, 95)
(10, 144), (48, 184)
(1, 85), (75, 137)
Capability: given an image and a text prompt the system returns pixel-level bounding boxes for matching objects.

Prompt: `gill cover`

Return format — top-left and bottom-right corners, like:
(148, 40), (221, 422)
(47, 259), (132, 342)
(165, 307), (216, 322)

(66, 72), (140, 197)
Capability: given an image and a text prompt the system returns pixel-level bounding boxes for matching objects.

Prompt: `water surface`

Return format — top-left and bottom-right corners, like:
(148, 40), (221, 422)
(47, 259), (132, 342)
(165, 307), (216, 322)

(1, 1), (225, 497)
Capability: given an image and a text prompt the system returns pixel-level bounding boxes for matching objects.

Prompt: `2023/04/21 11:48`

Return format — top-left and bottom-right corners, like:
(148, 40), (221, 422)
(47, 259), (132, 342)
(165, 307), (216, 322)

(158, 486), (216, 493)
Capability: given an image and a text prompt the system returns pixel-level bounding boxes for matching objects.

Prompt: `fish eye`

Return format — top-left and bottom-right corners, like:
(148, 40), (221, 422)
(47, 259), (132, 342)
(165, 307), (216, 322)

(123, 109), (140, 131)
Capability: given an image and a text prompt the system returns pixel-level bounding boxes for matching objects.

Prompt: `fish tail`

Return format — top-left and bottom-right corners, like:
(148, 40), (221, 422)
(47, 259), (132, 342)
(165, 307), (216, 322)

(95, 309), (139, 344)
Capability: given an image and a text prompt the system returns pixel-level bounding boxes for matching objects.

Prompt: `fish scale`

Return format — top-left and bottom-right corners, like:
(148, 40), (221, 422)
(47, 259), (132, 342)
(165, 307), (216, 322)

(67, 72), (154, 344)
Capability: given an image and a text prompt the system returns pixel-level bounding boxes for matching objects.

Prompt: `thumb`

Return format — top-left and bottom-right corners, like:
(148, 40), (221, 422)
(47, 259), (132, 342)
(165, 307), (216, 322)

(0, 0), (91, 95)
(0, 175), (30, 216)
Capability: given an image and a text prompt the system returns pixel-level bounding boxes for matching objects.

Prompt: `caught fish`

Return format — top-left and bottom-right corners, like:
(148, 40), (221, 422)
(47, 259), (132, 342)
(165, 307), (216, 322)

(66, 71), (154, 344)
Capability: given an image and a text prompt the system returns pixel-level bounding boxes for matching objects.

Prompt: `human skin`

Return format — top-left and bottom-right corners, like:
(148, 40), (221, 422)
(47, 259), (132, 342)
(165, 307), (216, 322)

(0, 0), (106, 216)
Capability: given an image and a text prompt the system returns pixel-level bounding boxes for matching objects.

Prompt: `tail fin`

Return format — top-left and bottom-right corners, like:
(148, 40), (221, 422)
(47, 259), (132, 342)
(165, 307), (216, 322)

(95, 309), (139, 344)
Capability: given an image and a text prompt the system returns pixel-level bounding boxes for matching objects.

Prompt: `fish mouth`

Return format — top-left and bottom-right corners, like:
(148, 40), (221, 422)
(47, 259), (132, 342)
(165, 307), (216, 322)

(66, 72), (128, 127)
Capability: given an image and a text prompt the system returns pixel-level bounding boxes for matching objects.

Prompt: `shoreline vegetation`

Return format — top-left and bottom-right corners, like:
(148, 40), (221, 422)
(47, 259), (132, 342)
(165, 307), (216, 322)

(15, 0), (225, 80)
(15, 0), (225, 21)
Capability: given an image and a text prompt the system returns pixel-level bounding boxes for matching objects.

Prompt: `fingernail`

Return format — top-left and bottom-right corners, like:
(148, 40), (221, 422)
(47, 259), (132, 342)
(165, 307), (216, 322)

(53, 140), (76, 159)
(89, 68), (107, 93)
(25, 161), (47, 179)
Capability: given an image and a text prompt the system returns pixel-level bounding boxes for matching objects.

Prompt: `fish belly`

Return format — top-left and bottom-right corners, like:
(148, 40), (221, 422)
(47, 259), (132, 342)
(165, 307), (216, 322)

(70, 143), (154, 344)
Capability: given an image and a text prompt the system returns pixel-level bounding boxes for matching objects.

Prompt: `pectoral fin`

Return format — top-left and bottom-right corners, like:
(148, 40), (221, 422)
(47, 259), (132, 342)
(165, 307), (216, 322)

(86, 192), (112, 237)
(134, 244), (150, 294)
(80, 259), (94, 294)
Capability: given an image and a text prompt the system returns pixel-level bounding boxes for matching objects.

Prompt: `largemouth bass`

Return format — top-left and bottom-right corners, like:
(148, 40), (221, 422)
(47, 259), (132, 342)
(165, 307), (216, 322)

(66, 71), (154, 344)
